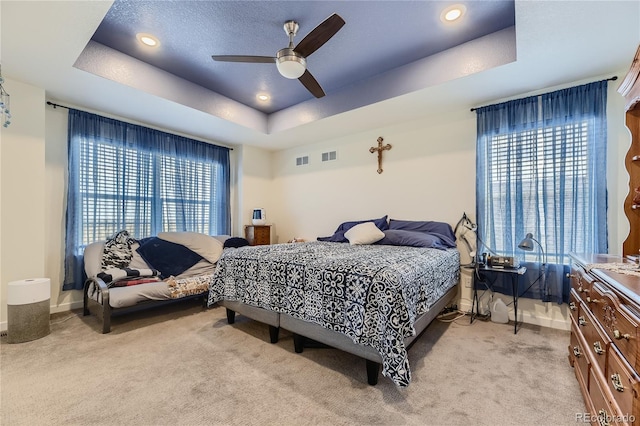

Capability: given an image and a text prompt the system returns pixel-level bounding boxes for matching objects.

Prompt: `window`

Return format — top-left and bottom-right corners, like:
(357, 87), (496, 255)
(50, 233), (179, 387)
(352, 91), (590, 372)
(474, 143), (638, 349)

(64, 110), (230, 290)
(483, 121), (592, 263)
(475, 80), (609, 303)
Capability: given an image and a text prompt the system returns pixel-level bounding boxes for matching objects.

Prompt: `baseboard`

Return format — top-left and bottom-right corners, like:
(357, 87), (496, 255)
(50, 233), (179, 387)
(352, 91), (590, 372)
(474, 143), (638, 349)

(517, 309), (570, 331)
(0, 300), (83, 333)
(50, 300), (84, 314)
(458, 300), (570, 331)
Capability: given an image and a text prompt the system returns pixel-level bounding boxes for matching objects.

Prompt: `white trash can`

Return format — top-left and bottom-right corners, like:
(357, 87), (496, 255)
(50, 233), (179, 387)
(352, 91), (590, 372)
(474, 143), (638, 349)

(7, 278), (51, 343)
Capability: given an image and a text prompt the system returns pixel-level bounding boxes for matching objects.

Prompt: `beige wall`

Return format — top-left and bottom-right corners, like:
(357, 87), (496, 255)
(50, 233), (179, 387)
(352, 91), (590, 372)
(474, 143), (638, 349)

(0, 78), (47, 327)
(0, 73), (631, 331)
(236, 145), (277, 243)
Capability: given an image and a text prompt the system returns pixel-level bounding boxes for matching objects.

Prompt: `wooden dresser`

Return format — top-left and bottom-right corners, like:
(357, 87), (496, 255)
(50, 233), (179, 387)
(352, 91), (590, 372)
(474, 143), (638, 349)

(569, 253), (640, 425)
(244, 225), (271, 246)
(618, 44), (640, 257)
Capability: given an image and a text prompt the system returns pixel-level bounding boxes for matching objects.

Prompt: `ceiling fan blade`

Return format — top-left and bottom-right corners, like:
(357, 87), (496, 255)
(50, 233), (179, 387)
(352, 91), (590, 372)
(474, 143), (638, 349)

(294, 13), (345, 58)
(298, 70), (325, 98)
(211, 55), (275, 63)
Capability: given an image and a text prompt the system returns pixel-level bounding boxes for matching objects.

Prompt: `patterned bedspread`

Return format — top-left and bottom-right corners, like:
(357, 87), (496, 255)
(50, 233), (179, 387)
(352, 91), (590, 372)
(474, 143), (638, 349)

(207, 241), (460, 387)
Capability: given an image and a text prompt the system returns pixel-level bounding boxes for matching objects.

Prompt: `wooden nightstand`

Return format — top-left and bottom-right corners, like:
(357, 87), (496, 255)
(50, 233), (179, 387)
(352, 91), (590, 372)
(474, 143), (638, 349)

(245, 225), (271, 246)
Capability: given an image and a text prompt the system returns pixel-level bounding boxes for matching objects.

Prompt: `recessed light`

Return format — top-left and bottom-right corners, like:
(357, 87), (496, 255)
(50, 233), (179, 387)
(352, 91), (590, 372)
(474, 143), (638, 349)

(136, 33), (160, 47)
(441, 4), (466, 22)
(257, 94), (270, 102)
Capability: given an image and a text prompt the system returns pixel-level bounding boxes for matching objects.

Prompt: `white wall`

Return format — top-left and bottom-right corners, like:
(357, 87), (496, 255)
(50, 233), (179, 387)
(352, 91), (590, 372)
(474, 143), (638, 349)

(0, 78), (47, 328)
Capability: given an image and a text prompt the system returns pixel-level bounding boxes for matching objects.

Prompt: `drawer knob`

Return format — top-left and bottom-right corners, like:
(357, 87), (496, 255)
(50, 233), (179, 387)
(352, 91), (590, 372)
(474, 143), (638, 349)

(593, 341), (604, 355)
(578, 286), (584, 293)
(611, 373), (625, 392)
(613, 329), (631, 340)
(569, 302), (577, 311)
(573, 346), (581, 358)
(597, 409), (610, 426)
(578, 316), (587, 326)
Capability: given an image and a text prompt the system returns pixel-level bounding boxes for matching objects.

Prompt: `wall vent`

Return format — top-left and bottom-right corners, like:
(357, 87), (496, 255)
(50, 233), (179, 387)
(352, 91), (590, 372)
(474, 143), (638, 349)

(295, 155), (309, 166)
(321, 150), (337, 162)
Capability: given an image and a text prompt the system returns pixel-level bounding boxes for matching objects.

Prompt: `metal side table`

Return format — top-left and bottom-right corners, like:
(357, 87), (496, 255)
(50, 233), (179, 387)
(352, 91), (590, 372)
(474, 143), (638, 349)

(472, 265), (527, 334)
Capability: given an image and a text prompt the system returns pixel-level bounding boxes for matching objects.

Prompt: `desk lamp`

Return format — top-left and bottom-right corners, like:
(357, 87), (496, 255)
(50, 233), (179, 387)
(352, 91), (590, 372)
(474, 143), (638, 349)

(518, 233), (548, 298)
(518, 233), (547, 265)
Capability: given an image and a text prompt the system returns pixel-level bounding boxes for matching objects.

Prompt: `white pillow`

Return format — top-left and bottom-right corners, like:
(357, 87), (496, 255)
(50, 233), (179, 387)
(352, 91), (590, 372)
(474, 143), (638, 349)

(344, 222), (385, 245)
(83, 241), (105, 278)
(157, 232), (224, 264)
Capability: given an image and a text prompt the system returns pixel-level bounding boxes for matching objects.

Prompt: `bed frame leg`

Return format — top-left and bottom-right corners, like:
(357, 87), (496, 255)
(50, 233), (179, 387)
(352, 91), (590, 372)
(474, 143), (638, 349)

(293, 334), (306, 353)
(269, 326), (279, 344)
(366, 360), (380, 386)
(226, 308), (236, 324)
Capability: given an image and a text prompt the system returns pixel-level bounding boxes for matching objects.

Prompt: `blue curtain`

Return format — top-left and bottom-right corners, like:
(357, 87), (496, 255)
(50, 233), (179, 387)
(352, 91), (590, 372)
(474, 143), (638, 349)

(475, 80), (608, 304)
(63, 109), (231, 290)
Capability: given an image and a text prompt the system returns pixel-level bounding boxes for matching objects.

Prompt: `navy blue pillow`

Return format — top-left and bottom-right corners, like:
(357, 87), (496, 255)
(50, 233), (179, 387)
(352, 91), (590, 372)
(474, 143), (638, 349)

(376, 229), (447, 249)
(224, 237), (250, 248)
(317, 215), (388, 243)
(136, 237), (203, 278)
(317, 230), (348, 243)
(388, 219), (456, 248)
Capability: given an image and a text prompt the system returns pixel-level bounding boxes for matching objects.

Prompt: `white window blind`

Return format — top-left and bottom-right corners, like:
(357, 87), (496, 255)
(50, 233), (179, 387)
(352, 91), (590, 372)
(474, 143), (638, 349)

(78, 138), (219, 246)
(486, 121), (590, 262)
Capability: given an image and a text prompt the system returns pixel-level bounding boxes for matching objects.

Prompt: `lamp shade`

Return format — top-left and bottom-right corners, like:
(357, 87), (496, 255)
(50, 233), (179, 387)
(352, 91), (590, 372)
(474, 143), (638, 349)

(518, 233), (535, 251)
(276, 49), (306, 79)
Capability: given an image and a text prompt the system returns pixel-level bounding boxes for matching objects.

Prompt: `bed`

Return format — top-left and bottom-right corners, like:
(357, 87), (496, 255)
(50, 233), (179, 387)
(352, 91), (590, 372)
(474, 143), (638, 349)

(207, 218), (460, 387)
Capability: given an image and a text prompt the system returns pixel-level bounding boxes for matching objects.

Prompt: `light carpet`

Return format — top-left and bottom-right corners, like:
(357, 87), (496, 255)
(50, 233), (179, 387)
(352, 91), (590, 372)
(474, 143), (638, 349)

(0, 299), (585, 425)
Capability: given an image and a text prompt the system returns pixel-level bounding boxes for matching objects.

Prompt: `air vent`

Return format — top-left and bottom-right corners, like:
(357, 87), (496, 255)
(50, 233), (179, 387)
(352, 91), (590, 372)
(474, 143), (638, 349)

(295, 155), (309, 166)
(321, 150), (337, 162)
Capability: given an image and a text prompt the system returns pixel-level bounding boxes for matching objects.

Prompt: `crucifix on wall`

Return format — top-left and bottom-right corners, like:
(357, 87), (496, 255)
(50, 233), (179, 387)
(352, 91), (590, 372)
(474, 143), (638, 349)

(369, 136), (392, 174)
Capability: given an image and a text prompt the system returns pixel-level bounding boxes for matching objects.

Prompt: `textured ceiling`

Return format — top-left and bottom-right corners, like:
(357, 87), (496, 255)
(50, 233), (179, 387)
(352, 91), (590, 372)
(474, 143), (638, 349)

(87, 0), (515, 114)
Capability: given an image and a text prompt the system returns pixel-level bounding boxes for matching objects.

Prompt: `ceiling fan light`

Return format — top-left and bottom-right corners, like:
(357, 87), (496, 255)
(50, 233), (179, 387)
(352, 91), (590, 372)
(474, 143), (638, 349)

(276, 49), (306, 79)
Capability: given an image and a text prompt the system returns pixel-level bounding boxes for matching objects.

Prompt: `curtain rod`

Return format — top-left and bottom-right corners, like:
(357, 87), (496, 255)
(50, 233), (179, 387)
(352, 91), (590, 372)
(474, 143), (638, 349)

(46, 101), (70, 110)
(45, 101), (234, 150)
(469, 76), (618, 112)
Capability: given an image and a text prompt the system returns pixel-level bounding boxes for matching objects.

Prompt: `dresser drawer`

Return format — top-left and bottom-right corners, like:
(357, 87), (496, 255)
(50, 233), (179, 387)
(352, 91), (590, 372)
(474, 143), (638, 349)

(573, 265), (596, 305)
(590, 283), (639, 370)
(578, 306), (611, 376)
(606, 344), (640, 423)
(589, 368), (619, 426)
(571, 317), (591, 391)
(570, 289), (581, 323)
(245, 225), (271, 246)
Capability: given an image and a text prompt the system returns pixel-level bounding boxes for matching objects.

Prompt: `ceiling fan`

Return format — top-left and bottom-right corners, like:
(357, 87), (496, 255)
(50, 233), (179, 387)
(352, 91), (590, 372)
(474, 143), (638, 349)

(212, 13), (345, 98)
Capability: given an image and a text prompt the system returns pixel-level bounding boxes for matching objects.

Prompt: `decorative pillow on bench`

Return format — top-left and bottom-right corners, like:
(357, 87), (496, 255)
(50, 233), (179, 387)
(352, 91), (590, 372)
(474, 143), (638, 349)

(136, 237), (203, 278)
(97, 267), (161, 287)
(101, 230), (137, 270)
